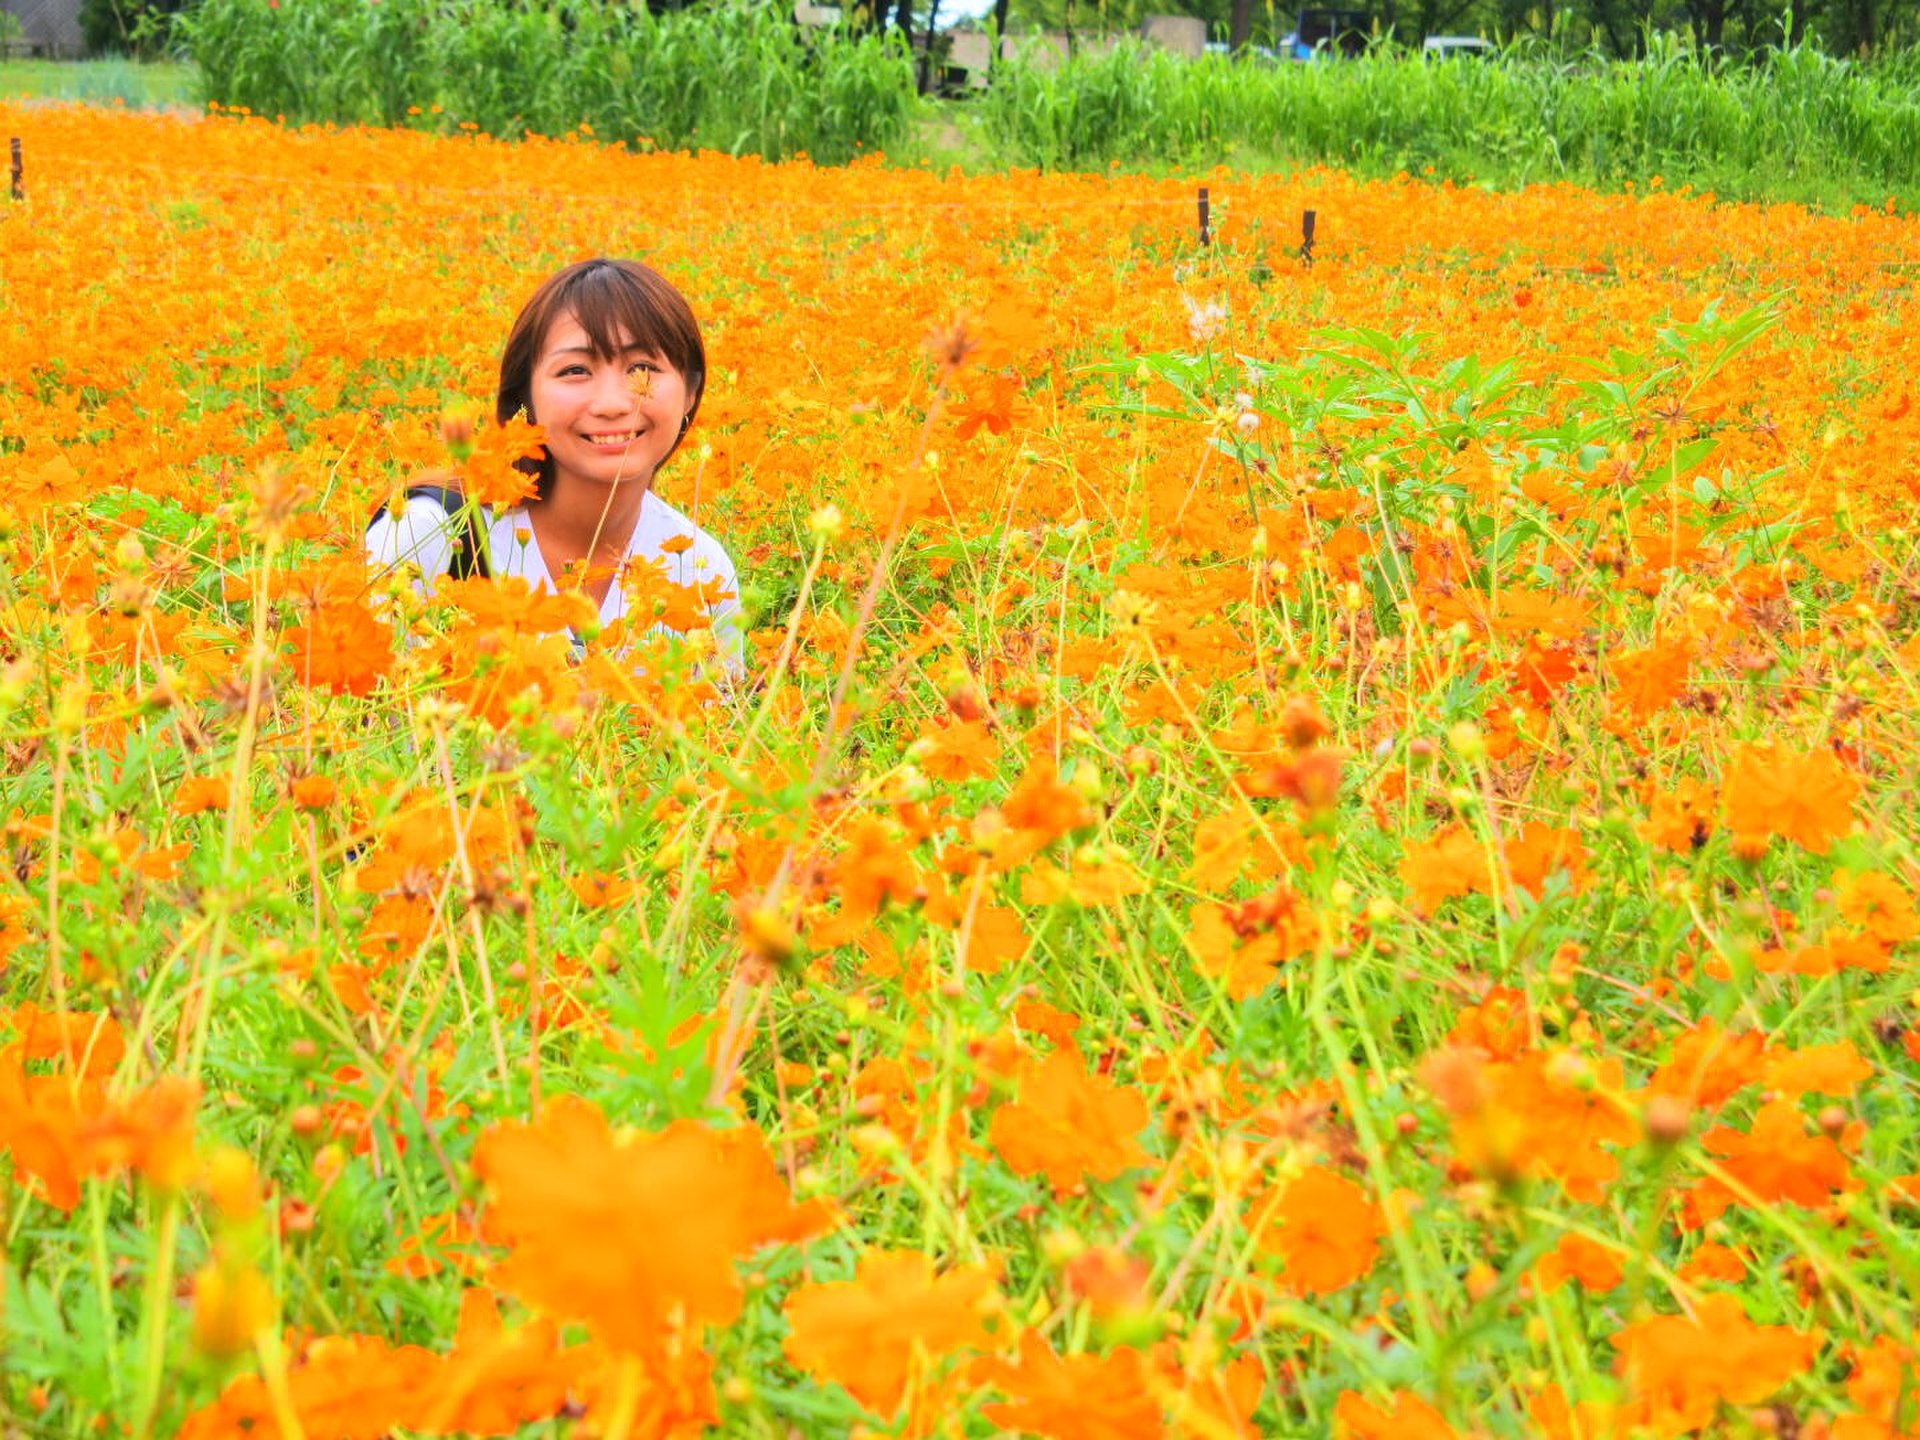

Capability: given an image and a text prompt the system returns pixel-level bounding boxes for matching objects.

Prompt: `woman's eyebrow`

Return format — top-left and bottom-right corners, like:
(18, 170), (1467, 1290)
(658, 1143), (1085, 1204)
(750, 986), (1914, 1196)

(544, 343), (662, 361)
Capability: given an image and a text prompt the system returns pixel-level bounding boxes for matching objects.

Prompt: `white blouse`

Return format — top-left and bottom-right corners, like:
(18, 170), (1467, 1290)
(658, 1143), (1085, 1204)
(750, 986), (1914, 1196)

(365, 490), (744, 675)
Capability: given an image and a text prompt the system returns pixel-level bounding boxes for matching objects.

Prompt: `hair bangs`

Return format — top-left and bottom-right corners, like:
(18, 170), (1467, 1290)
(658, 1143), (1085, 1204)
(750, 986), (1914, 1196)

(563, 266), (683, 372)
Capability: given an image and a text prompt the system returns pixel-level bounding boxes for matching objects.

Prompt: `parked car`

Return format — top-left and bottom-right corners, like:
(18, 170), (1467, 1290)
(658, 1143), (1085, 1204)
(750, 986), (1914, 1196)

(1203, 39), (1284, 60)
(1422, 34), (1496, 57)
(1293, 8), (1370, 57)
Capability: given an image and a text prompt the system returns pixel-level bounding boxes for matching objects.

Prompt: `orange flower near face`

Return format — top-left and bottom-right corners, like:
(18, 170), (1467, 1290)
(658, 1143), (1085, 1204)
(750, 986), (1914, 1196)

(1611, 1292), (1821, 1436)
(1254, 1163), (1385, 1297)
(989, 1046), (1152, 1194)
(0, 1043), (104, 1210)
(473, 1097), (836, 1355)
(782, 1249), (1002, 1415)
(976, 1333), (1166, 1440)
(1333, 1388), (1461, 1439)
(461, 415), (547, 508)
(1721, 741), (1860, 854)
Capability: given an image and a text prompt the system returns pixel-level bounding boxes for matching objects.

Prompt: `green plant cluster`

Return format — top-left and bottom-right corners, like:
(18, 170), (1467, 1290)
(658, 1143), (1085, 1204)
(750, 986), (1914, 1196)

(177, 0), (919, 164)
(78, 0), (195, 58)
(975, 34), (1920, 196)
(174, 0), (1920, 203)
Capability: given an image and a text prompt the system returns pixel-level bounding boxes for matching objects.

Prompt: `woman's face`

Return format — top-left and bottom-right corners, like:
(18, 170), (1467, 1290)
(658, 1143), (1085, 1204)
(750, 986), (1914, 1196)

(528, 311), (694, 497)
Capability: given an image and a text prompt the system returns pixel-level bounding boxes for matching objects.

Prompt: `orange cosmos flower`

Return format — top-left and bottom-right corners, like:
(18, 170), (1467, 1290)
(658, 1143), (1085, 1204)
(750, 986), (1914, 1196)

(989, 1046), (1153, 1194)
(782, 1249), (1002, 1415)
(1531, 1232), (1624, 1294)
(290, 773), (337, 810)
(472, 1097), (835, 1354)
(976, 1333), (1166, 1440)
(1611, 1293), (1820, 1435)
(1333, 1389), (1462, 1440)
(1689, 1098), (1854, 1225)
(1398, 825), (1486, 914)
(284, 601), (394, 697)
(171, 775), (231, 815)
(1834, 868), (1920, 946)
(1254, 1163), (1385, 1297)
(1721, 741), (1860, 854)
(460, 415), (547, 508)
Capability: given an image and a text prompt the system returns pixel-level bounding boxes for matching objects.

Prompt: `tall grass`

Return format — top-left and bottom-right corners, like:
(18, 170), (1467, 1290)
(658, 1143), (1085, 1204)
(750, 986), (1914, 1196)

(977, 34), (1920, 198)
(178, 0), (919, 163)
(176, 0), (1920, 201)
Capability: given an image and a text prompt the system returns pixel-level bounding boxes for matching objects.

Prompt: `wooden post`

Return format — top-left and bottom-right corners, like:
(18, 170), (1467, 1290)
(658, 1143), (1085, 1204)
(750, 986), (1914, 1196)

(1301, 208), (1317, 267)
(1197, 186), (1210, 247)
(8, 140), (20, 203)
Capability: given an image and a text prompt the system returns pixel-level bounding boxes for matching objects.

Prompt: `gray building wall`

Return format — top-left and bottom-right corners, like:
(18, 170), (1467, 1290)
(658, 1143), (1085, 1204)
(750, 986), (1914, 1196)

(4, 0), (87, 57)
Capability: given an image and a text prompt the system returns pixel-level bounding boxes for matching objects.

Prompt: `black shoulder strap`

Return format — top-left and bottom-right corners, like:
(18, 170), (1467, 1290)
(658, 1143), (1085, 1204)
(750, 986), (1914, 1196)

(369, 485), (492, 580)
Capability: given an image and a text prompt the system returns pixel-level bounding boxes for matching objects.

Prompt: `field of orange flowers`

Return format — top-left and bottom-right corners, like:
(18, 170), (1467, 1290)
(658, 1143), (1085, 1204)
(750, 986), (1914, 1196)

(3, 99), (1919, 1438)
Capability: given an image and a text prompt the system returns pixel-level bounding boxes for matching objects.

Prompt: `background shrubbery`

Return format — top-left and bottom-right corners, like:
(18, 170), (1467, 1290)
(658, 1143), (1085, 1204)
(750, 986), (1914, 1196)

(169, 0), (1920, 203)
(176, 0), (920, 164)
(77, 0), (192, 57)
(976, 34), (1920, 191)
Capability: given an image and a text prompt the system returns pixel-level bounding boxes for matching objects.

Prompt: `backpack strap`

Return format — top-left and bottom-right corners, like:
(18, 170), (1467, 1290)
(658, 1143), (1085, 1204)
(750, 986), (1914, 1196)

(370, 485), (492, 580)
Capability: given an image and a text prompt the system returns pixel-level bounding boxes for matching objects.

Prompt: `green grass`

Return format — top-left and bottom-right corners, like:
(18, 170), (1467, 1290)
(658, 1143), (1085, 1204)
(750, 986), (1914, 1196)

(898, 100), (1912, 213)
(0, 58), (197, 108)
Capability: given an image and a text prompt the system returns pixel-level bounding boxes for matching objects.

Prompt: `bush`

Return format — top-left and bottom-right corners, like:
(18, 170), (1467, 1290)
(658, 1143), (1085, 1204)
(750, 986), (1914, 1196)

(80, 0), (191, 56)
(976, 36), (1920, 199)
(178, 0), (920, 164)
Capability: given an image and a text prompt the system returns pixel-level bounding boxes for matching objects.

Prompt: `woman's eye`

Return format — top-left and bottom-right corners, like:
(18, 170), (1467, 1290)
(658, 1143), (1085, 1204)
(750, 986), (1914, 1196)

(628, 361), (658, 376)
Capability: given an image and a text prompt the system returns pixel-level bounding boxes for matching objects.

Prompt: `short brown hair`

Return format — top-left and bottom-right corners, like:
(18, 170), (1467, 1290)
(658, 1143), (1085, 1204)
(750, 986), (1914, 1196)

(495, 258), (707, 500)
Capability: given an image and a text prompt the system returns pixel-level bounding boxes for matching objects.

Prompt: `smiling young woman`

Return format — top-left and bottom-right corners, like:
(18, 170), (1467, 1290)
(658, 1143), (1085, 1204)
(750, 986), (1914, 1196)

(367, 257), (743, 674)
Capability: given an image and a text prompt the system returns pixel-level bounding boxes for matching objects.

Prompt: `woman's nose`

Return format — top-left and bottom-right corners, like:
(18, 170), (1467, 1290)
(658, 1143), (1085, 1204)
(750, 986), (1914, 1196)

(589, 366), (635, 412)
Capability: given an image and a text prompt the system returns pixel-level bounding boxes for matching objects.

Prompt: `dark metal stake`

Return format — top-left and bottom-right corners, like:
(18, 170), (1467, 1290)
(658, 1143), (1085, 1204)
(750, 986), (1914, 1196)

(1198, 186), (1210, 247)
(1301, 208), (1317, 267)
(8, 140), (20, 203)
